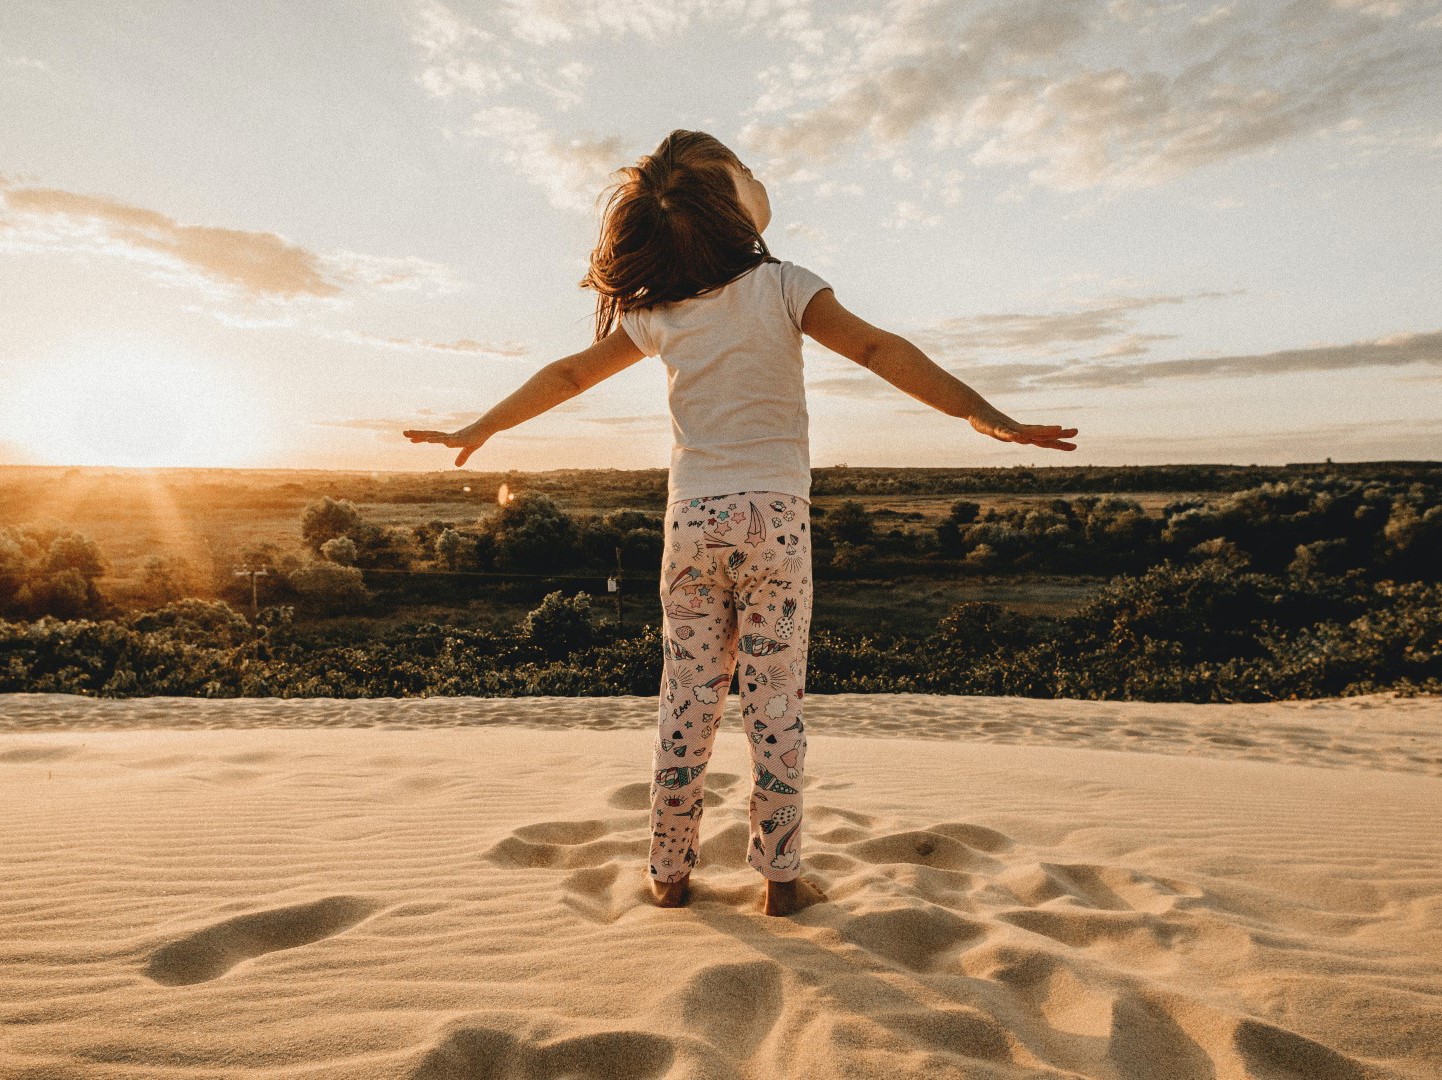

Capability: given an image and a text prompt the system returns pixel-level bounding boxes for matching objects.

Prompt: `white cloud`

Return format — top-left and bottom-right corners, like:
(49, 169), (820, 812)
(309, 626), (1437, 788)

(739, 0), (1442, 197)
(334, 330), (528, 357)
(883, 199), (942, 229)
(908, 291), (1233, 357)
(464, 104), (628, 214)
(0, 180), (468, 302)
(320, 249), (470, 295)
(404, 0), (828, 209)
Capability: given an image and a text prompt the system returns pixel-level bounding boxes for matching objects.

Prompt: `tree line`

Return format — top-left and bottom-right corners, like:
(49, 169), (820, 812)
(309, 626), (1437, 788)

(2, 470), (1437, 702)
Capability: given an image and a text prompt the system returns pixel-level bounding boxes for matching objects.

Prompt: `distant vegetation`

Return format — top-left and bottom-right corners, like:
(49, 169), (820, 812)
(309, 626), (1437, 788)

(0, 463), (1437, 702)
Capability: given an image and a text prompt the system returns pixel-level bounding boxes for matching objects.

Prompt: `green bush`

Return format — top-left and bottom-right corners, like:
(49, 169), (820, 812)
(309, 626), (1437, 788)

(0, 525), (109, 619)
(286, 563), (372, 615)
(521, 590), (599, 661)
(300, 496), (366, 553)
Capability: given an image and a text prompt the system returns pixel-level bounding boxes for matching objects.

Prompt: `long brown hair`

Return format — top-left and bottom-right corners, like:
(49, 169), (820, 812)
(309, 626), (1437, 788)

(580, 130), (778, 343)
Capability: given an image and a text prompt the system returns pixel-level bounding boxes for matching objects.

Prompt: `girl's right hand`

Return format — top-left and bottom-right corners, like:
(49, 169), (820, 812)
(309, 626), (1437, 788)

(969, 407), (1078, 451)
(402, 421), (492, 468)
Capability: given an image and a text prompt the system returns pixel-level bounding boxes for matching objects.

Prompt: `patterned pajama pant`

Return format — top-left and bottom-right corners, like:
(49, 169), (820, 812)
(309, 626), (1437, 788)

(650, 491), (813, 884)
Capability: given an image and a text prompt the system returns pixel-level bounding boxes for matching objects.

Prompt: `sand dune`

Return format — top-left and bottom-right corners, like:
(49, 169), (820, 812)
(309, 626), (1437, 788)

(3, 689), (1439, 777)
(2, 692), (1440, 1078)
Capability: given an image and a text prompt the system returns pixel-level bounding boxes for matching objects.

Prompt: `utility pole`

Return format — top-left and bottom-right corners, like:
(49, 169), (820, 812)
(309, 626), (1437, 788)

(609, 545), (623, 629)
(233, 565), (269, 617)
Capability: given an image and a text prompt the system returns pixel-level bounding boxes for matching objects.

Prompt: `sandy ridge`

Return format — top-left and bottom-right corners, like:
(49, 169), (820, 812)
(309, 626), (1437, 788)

(3, 690), (1439, 777)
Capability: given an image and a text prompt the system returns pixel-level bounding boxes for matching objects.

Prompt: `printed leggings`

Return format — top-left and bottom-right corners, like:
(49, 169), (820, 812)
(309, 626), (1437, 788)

(650, 491), (813, 883)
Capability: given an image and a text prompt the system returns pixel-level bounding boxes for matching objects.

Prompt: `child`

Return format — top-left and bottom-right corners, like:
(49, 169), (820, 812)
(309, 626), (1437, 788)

(405, 129), (1078, 917)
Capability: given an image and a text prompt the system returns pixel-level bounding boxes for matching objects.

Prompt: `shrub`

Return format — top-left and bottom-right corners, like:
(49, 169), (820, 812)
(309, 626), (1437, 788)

(830, 541), (877, 574)
(320, 536), (359, 566)
(521, 590), (599, 660)
(1288, 538), (1353, 579)
(0, 525), (110, 619)
(434, 528), (472, 571)
(486, 492), (580, 573)
(1190, 537), (1250, 569)
(826, 500), (875, 545)
(300, 496), (366, 554)
(949, 499), (981, 525)
(285, 563), (372, 615)
(936, 600), (1033, 654)
(137, 554), (203, 605)
(963, 543), (997, 571)
(127, 598), (254, 646)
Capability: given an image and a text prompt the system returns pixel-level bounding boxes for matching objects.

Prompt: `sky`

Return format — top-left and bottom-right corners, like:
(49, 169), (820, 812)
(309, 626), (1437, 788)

(1, 0), (1439, 474)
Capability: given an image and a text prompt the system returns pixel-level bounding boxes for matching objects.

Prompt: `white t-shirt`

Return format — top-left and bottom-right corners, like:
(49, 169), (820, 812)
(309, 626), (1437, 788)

(619, 258), (832, 506)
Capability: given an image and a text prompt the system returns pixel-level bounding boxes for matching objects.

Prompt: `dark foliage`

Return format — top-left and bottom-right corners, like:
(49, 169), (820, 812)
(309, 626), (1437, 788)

(2, 561), (1436, 701)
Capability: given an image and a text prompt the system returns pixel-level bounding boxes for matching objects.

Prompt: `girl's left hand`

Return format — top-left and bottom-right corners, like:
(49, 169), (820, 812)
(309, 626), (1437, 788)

(968, 405), (1078, 451)
(402, 422), (491, 468)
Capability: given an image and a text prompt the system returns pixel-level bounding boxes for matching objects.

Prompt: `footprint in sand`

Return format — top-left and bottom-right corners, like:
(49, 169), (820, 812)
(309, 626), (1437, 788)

(514, 819), (611, 845)
(846, 830), (997, 872)
(0, 743), (80, 764)
(998, 861), (1204, 913)
(1106, 991), (1215, 1079)
(660, 958), (784, 1057)
(217, 750), (283, 765)
(839, 904), (987, 971)
(998, 906), (1196, 951)
(1233, 1017), (1371, 1080)
(482, 818), (647, 871)
(604, 771), (741, 811)
(143, 895), (383, 986)
(869, 1006), (1014, 1063)
(558, 863), (652, 924)
(606, 782), (653, 810)
(412, 1024), (676, 1080)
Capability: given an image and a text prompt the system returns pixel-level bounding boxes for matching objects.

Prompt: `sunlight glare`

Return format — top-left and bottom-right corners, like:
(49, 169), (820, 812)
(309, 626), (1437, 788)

(3, 346), (273, 467)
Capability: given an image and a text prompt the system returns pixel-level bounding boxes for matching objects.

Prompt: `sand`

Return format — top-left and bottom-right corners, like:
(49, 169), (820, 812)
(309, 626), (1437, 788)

(1, 690), (1439, 1079)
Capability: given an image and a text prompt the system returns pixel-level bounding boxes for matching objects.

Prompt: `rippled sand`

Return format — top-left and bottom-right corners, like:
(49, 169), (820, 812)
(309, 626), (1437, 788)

(2, 691), (1439, 1079)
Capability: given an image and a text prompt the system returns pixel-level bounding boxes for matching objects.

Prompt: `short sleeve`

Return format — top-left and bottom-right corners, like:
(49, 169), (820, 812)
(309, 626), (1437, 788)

(779, 261), (832, 332)
(619, 306), (657, 358)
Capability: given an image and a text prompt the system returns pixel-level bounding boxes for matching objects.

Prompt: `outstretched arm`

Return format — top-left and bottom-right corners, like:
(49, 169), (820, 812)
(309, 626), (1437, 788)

(404, 325), (646, 467)
(800, 288), (1078, 451)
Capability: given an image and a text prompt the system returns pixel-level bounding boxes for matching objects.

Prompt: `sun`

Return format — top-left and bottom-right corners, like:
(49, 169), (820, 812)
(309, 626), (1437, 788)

(2, 344), (274, 468)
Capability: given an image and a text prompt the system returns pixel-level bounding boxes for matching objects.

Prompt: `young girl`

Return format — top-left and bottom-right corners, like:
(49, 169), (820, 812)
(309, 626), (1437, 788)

(405, 129), (1078, 917)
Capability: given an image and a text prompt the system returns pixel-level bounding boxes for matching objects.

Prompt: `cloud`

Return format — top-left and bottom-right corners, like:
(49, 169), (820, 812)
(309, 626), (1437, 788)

(883, 199), (943, 230)
(1039, 328), (1442, 390)
(463, 105), (629, 214)
(403, 0), (826, 211)
(1088, 416), (1442, 461)
(581, 413), (670, 426)
(409, 0), (513, 99)
(740, 0), (1442, 193)
(320, 250), (469, 294)
(317, 392), (614, 439)
(807, 374), (918, 400)
(908, 292), (1235, 356)
(314, 408), (500, 434)
(745, 0), (1093, 171)
(813, 358), (1074, 401)
(812, 325), (1442, 398)
(0, 180), (466, 302)
(0, 183), (341, 299)
(338, 331), (528, 357)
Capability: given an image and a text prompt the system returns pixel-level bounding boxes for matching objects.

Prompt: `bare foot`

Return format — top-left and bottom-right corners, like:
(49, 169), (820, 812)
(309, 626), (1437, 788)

(650, 874), (690, 908)
(762, 877), (827, 917)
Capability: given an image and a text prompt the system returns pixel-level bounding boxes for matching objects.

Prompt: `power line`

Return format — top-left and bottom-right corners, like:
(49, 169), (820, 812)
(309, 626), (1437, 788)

(349, 566), (648, 581)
